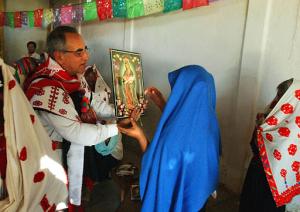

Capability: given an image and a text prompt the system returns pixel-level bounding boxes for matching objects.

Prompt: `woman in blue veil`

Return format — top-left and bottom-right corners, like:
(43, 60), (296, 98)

(118, 65), (220, 212)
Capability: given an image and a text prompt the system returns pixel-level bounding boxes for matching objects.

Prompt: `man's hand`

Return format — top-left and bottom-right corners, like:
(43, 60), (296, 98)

(145, 87), (166, 112)
(117, 118), (148, 152)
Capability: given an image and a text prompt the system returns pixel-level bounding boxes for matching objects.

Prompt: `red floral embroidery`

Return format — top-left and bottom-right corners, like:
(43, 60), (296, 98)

(40, 194), (50, 211)
(8, 80), (16, 90)
(281, 103), (294, 114)
(280, 169), (287, 178)
(30, 114), (35, 124)
(288, 144), (297, 156)
(36, 88), (45, 96)
(48, 87), (59, 110)
(33, 100), (43, 106)
(295, 90), (300, 100)
(266, 133), (273, 142)
(59, 109), (67, 115)
(63, 92), (70, 104)
(292, 163), (300, 172)
(278, 127), (290, 137)
(19, 147), (27, 161)
(295, 117), (300, 128)
(33, 171), (45, 183)
(273, 149), (282, 160)
(266, 116), (278, 126)
(291, 161), (300, 172)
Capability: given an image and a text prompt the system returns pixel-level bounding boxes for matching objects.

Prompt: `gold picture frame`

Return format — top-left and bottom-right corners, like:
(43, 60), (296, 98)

(110, 49), (145, 118)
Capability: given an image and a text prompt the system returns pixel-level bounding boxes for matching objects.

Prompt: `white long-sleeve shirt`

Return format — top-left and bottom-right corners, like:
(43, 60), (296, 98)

(37, 110), (118, 146)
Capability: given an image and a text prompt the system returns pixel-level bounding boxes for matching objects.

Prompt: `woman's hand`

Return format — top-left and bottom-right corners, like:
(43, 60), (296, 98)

(145, 87), (166, 112)
(117, 118), (148, 152)
(130, 107), (143, 121)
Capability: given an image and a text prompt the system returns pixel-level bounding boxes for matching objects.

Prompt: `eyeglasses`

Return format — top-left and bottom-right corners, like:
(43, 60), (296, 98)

(62, 46), (89, 57)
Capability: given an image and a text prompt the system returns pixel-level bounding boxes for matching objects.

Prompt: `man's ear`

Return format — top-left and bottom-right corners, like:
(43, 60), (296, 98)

(53, 51), (64, 64)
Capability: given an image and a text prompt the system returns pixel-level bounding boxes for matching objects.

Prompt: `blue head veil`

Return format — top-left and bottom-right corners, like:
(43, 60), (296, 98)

(140, 65), (220, 212)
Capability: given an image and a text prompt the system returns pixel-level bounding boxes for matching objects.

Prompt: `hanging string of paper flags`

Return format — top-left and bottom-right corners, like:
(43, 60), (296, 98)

(0, 0), (218, 28)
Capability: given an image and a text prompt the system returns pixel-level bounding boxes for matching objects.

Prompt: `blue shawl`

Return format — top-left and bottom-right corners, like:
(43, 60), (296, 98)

(140, 65), (220, 212)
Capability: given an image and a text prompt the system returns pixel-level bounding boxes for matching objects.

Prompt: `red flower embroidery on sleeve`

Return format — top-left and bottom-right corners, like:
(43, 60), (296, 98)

(33, 100), (43, 106)
(278, 127), (290, 137)
(33, 171), (45, 183)
(280, 169), (287, 178)
(36, 88), (45, 96)
(295, 90), (300, 100)
(288, 144), (297, 156)
(59, 109), (67, 115)
(266, 133), (273, 142)
(63, 92), (70, 104)
(8, 80), (16, 90)
(295, 117), (300, 128)
(291, 161), (300, 172)
(19, 147), (27, 161)
(273, 149), (282, 160)
(281, 103), (294, 114)
(266, 116), (278, 126)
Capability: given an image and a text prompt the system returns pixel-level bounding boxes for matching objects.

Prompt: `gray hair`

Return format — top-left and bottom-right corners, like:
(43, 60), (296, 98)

(47, 26), (78, 58)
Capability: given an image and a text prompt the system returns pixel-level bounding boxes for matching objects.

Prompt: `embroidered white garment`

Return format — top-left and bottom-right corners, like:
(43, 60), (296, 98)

(0, 58), (68, 211)
(258, 80), (300, 208)
(30, 85), (79, 121)
(28, 58), (118, 205)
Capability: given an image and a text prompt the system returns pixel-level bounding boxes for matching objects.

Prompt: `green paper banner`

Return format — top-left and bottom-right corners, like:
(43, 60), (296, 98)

(163, 0), (182, 13)
(83, 2), (98, 21)
(27, 11), (34, 27)
(6, 12), (14, 27)
(143, 0), (163, 15)
(127, 0), (145, 19)
(43, 8), (53, 28)
(113, 0), (127, 18)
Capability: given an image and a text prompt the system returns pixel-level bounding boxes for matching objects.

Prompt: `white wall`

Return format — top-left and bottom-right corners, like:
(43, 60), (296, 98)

(4, 0), (49, 65)
(81, 0), (248, 192)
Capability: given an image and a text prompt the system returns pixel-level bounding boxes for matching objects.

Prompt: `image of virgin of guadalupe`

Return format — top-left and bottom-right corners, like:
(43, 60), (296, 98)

(111, 49), (145, 118)
(121, 57), (139, 110)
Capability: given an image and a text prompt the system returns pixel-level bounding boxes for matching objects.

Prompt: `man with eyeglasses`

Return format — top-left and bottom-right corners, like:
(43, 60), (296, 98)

(23, 26), (119, 210)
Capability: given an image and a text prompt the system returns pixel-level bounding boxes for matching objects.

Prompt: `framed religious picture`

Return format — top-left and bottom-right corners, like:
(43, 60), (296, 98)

(110, 49), (145, 118)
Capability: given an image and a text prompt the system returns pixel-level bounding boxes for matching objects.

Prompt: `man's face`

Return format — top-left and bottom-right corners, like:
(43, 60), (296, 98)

(84, 70), (97, 91)
(27, 43), (36, 54)
(55, 33), (89, 76)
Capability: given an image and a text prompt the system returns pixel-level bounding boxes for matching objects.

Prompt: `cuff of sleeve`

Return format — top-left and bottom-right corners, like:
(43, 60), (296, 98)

(96, 123), (118, 142)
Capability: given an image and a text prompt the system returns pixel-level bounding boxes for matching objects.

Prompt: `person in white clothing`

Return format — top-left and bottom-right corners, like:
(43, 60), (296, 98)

(0, 58), (68, 211)
(23, 26), (118, 210)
